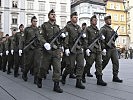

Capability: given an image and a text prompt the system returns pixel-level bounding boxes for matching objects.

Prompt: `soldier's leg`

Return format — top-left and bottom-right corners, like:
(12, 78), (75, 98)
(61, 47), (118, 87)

(52, 50), (63, 93)
(14, 52), (19, 77)
(61, 53), (76, 84)
(2, 55), (8, 72)
(22, 50), (34, 81)
(34, 48), (43, 84)
(7, 53), (13, 74)
(95, 52), (107, 86)
(76, 52), (85, 89)
(0, 56), (2, 70)
(102, 49), (111, 70)
(111, 49), (123, 83)
(37, 51), (51, 88)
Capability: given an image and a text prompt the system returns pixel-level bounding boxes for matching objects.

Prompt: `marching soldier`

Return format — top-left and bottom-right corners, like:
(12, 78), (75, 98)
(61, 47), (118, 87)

(82, 15), (107, 86)
(13, 24), (24, 77)
(61, 12), (86, 89)
(20, 16), (44, 84)
(37, 9), (63, 93)
(100, 15), (123, 83)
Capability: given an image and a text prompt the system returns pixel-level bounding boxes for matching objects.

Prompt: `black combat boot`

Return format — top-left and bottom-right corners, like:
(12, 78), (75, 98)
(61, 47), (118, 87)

(113, 76), (123, 83)
(76, 79), (85, 89)
(53, 82), (63, 93)
(61, 74), (67, 84)
(82, 73), (86, 83)
(69, 74), (76, 79)
(7, 68), (12, 75)
(22, 73), (28, 81)
(87, 73), (93, 77)
(14, 69), (19, 77)
(97, 75), (107, 86)
(34, 75), (37, 84)
(37, 77), (42, 88)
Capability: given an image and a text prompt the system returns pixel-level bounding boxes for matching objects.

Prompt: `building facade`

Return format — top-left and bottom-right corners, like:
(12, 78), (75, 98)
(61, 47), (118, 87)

(106, 0), (129, 49)
(0, 0), (71, 37)
(71, 0), (106, 28)
(125, 0), (133, 48)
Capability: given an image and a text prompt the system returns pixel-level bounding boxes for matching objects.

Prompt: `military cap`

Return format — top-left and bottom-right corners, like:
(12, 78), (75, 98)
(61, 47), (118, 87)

(48, 9), (55, 16)
(19, 24), (24, 29)
(70, 12), (78, 18)
(104, 14), (111, 21)
(31, 16), (37, 22)
(90, 15), (97, 21)
(82, 23), (87, 26)
(5, 34), (9, 37)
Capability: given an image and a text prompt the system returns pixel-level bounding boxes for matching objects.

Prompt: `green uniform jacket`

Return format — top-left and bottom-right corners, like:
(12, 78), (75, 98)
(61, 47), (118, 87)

(100, 24), (118, 50)
(63, 22), (85, 53)
(85, 25), (101, 53)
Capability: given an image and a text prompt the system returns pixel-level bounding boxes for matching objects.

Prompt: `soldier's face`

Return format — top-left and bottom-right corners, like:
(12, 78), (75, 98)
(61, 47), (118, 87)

(71, 16), (78, 23)
(49, 13), (56, 21)
(20, 26), (24, 32)
(106, 19), (111, 25)
(91, 18), (97, 26)
(32, 19), (37, 27)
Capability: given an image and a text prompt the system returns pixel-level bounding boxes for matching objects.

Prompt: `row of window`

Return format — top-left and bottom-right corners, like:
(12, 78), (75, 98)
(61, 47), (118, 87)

(113, 14), (125, 22)
(11, 16), (66, 28)
(110, 3), (122, 10)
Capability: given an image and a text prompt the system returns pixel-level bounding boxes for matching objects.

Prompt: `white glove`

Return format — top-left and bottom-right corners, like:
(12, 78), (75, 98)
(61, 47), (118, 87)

(82, 33), (86, 38)
(44, 43), (51, 50)
(102, 49), (106, 56)
(6, 51), (9, 55)
(60, 33), (66, 38)
(65, 49), (70, 56)
(11, 50), (14, 55)
(19, 50), (22, 56)
(86, 49), (91, 56)
(102, 35), (105, 40)
(0, 53), (2, 56)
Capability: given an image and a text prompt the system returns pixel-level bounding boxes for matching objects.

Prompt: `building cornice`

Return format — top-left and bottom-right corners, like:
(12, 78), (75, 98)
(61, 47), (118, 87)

(71, 0), (106, 8)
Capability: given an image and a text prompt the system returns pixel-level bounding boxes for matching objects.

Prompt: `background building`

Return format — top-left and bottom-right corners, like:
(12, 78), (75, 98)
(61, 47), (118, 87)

(71, 0), (106, 28)
(0, 0), (71, 37)
(105, 0), (129, 50)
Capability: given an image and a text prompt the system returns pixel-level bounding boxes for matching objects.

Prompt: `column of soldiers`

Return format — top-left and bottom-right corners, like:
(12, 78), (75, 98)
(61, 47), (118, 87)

(0, 9), (123, 94)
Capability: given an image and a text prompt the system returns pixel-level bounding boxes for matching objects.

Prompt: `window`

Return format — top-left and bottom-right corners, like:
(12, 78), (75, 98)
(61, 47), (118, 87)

(116, 4), (120, 10)
(39, 2), (45, 11)
(50, 3), (56, 10)
(27, 1), (34, 10)
(12, 18), (17, 24)
(12, 1), (18, 8)
(39, 16), (45, 26)
(123, 38), (126, 44)
(80, 6), (89, 14)
(60, 17), (66, 28)
(121, 26), (125, 32)
(61, 4), (66, 12)
(27, 15), (32, 25)
(120, 15), (125, 21)
(114, 14), (118, 21)
(110, 3), (114, 9)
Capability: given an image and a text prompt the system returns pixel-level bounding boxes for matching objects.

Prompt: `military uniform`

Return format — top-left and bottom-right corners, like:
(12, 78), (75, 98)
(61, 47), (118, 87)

(6, 36), (15, 74)
(100, 23), (123, 83)
(13, 31), (24, 77)
(21, 25), (44, 82)
(61, 21), (85, 89)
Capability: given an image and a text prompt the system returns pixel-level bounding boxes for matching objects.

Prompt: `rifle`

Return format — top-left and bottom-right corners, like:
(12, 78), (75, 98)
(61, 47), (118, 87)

(107, 26), (120, 48)
(49, 29), (64, 45)
(70, 32), (83, 53)
(23, 36), (37, 50)
(88, 34), (102, 51)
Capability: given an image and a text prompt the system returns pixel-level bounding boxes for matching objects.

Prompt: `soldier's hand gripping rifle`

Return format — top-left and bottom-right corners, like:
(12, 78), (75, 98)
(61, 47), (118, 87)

(70, 32), (83, 53)
(49, 29), (64, 45)
(88, 34), (102, 51)
(107, 26), (120, 48)
(23, 36), (37, 50)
